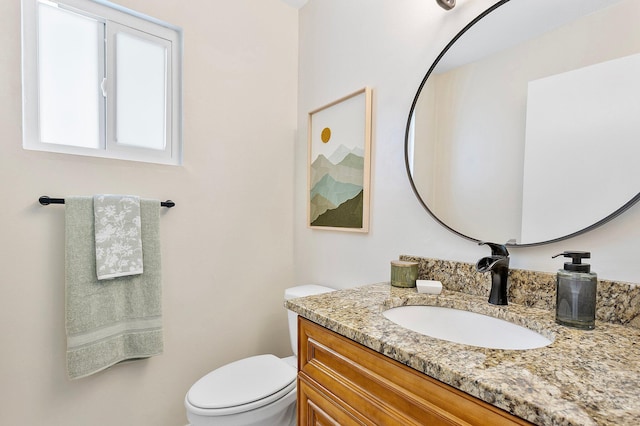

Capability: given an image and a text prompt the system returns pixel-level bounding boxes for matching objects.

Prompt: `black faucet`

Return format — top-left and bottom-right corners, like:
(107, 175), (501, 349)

(475, 242), (510, 305)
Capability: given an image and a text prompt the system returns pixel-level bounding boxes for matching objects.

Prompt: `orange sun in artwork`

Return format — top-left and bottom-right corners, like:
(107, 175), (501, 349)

(321, 127), (331, 143)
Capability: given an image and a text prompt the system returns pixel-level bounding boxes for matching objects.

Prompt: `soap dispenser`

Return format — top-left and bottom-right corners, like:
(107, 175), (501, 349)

(552, 251), (597, 330)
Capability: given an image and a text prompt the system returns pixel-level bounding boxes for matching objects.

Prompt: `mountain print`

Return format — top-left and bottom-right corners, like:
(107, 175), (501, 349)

(310, 153), (364, 188)
(310, 145), (364, 227)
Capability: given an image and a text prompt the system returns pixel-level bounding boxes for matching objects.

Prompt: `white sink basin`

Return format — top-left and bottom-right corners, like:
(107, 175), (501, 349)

(382, 305), (552, 350)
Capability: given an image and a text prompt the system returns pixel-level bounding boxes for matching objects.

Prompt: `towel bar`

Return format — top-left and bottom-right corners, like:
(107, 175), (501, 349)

(38, 195), (175, 208)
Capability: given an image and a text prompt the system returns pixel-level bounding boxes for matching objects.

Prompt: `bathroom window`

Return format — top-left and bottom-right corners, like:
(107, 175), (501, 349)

(21, 0), (183, 165)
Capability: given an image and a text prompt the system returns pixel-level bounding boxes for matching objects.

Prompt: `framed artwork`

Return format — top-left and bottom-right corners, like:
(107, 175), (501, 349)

(308, 87), (372, 232)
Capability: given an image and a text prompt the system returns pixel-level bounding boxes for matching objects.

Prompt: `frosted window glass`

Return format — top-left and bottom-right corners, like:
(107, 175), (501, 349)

(38, 3), (101, 148)
(116, 32), (167, 150)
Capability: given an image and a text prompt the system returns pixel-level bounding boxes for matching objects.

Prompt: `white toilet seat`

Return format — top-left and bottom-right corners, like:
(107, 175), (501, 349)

(186, 354), (297, 417)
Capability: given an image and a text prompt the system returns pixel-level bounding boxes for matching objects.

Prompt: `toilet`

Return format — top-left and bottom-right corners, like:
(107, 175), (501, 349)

(184, 285), (335, 426)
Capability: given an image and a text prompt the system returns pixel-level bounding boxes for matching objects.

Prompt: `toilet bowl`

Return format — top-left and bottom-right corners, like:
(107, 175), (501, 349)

(185, 285), (335, 426)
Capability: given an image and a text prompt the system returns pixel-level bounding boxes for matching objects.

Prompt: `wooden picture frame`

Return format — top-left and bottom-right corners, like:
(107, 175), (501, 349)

(308, 87), (372, 232)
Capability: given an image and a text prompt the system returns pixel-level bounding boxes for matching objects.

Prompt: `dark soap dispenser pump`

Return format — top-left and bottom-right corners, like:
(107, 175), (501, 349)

(552, 251), (597, 330)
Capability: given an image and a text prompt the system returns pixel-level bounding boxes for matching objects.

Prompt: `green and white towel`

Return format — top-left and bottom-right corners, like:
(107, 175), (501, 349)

(94, 194), (143, 280)
(65, 197), (163, 379)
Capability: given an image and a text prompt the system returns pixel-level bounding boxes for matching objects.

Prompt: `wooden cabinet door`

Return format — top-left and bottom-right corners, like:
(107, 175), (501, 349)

(298, 375), (369, 426)
(298, 317), (533, 426)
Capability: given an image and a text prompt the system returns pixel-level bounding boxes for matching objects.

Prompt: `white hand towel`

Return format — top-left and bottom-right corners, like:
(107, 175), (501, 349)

(94, 194), (143, 280)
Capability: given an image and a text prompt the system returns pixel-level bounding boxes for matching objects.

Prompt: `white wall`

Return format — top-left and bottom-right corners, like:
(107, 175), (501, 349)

(294, 0), (640, 288)
(0, 1), (297, 425)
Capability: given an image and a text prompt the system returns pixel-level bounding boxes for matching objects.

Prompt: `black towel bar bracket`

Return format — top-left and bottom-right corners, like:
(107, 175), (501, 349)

(39, 196), (175, 208)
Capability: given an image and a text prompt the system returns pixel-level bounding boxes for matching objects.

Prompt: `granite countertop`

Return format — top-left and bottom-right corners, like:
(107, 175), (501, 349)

(286, 283), (640, 426)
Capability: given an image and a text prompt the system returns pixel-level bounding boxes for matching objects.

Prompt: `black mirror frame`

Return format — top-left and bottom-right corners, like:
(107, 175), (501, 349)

(403, 0), (640, 248)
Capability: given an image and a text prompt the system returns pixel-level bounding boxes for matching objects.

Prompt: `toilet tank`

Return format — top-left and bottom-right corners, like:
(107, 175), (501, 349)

(284, 285), (335, 356)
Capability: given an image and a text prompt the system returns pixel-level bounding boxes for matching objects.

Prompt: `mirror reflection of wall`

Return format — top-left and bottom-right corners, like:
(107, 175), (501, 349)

(522, 52), (640, 242)
(409, 0), (640, 245)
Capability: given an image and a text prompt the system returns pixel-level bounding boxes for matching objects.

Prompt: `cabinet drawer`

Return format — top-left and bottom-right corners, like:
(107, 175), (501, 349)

(298, 317), (532, 426)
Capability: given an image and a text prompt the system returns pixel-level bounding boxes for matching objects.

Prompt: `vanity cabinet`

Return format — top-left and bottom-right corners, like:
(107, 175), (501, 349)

(297, 317), (533, 426)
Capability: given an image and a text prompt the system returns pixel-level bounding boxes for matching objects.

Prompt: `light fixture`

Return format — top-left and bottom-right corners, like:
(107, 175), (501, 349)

(436, 0), (455, 10)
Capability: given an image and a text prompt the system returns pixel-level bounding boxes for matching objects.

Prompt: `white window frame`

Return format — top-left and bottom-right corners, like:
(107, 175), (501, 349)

(21, 0), (183, 165)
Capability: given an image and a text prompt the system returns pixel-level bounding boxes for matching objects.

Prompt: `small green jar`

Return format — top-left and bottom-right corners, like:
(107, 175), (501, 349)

(390, 260), (418, 288)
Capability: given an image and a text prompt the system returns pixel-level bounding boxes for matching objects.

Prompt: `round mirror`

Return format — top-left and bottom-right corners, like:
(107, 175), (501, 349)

(405, 0), (640, 247)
